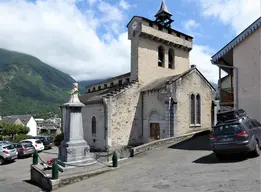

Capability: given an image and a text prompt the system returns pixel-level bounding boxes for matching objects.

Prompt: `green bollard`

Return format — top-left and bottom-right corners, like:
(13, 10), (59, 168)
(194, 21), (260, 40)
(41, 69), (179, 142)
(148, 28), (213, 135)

(112, 151), (118, 168)
(52, 158), (59, 180)
(33, 150), (38, 165)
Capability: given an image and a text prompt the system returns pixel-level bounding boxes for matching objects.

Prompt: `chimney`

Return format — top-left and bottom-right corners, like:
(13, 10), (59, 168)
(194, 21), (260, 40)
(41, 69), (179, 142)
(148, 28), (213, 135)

(191, 64), (196, 68)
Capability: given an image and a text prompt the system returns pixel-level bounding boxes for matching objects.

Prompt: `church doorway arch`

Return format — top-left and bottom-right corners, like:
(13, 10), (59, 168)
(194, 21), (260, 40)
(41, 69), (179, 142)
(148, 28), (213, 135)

(149, 111), (161, 141)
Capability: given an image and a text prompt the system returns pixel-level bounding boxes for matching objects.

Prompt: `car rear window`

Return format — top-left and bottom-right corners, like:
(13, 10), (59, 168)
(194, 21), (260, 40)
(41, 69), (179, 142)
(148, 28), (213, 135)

(3, 144), (15, 150)
(35, 140), (42, 144)
(21, 143), (33, 148)
(213, 124), (244, 135)
(21, 141), (32, 145)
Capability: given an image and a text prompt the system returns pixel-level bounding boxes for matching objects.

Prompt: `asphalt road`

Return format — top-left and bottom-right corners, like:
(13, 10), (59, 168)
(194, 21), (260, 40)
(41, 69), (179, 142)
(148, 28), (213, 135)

(0, 147), (58, 192)
(55, 134), (261, 192)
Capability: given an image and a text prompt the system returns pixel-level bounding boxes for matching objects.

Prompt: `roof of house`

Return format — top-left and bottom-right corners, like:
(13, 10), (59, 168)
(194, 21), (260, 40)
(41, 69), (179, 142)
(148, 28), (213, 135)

(8, 115), (32, 125)
(86, 72), (131, 89)
(0, 117), (21, 124)
(211, 16), (261, 63)
(79, 83), (131, 105)
(141, 67), (216, 92)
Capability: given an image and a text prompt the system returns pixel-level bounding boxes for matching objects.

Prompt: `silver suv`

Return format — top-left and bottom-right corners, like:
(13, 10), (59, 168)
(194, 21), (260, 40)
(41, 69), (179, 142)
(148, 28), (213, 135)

(0, 143), (18, 165)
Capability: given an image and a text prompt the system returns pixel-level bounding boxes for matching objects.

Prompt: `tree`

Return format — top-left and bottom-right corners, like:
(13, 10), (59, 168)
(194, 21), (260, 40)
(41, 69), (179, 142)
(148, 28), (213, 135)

(0, 122), (30, 139)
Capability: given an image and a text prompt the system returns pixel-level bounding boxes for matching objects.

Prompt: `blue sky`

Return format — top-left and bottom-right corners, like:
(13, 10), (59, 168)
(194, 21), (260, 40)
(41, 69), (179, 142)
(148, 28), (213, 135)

(0, 0), (260, 82)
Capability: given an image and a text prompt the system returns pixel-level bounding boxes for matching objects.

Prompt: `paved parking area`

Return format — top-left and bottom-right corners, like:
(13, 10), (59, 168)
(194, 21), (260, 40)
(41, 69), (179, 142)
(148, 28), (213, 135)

(1, 134), (260, 192)
(0, 147), (58, 192)
(55, 134), (261, 192)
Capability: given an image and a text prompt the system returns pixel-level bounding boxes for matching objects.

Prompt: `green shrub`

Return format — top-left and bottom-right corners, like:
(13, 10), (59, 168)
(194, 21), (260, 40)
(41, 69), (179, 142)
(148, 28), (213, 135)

(54, 133), (64, 146)
(14, 134), (31, 142)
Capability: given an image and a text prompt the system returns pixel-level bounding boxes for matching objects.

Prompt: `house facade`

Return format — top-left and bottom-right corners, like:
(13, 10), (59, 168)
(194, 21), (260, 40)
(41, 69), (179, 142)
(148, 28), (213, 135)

(211, 16), (261, 121)
(9, 115), (37, 136)
(64, 1), (215, 151)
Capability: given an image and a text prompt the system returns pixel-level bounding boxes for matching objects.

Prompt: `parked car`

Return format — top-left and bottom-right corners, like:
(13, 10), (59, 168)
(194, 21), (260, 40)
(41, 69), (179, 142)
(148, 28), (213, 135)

(210, 109), (261, 159)
(32, 136), (54, 149)
(0, 140), (9, 146)
(13, 142), (35, 158)
(19, 139), (45, 152)
(0, 143), (18, 165)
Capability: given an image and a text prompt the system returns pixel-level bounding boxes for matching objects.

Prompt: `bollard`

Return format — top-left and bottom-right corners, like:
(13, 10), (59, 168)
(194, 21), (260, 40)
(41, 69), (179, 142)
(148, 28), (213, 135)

(52, 158), (59, 180)
(33, 150), (38, 165)
(112, 151), (118, 168)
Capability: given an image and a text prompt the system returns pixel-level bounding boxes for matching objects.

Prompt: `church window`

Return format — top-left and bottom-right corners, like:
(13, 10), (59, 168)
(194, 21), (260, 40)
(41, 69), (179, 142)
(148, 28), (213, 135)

(168, 48), (174, 69)
(91, 116), (96, 137)
(104, 84), (107, 88)
(92, 87), (96, 91)
(88, 88), (90, 92)
(118, 80), (123, 86)
(98, 86), (101, 90)
(110, 82), (114, 87)
(190, 94), (195, 125)
(158, 46), (165, 67)
(196, 94), (201, 124)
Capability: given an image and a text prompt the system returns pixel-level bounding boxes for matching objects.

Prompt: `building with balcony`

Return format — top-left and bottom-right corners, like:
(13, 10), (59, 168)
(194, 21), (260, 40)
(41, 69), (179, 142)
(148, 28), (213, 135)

(211, 17), (261, 121)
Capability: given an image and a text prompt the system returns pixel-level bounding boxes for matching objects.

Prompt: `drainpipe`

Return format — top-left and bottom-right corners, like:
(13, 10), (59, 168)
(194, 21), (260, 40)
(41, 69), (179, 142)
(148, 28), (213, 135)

(141, 93), (144, 138)
(103, 99), (109, 152)
(211, 61), (239, 109)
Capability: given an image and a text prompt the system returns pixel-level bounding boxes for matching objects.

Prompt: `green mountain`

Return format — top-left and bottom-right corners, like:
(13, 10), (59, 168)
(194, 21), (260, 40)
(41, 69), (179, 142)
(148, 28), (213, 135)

(0, 48), (76, 118)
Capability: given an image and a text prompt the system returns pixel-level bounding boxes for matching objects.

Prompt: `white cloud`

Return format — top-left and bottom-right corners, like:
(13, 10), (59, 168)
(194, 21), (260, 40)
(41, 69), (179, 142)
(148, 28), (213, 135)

(190, 45), (220, 83)
(188, 0), (260, 83)
(0, 0), (130, 81)
(119, 0), (130, 10)
(198, 0), (260, 34)
(88, 0), (97, 6)
(184, 19), (200, 32)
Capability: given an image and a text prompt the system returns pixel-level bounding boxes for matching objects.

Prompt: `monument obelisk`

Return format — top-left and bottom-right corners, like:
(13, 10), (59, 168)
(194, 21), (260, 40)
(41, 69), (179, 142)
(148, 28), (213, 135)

(58, 83), (96, 170)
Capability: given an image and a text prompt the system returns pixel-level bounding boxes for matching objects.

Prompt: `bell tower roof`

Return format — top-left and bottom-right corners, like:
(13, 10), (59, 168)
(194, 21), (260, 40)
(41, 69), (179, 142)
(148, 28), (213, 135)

(155, 0), (172, 17)
(154, 0), (173, 28)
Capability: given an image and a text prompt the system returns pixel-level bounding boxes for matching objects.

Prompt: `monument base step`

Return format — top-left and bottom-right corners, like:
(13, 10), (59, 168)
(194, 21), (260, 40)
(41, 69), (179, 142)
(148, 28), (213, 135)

(58, 158), (97, 172)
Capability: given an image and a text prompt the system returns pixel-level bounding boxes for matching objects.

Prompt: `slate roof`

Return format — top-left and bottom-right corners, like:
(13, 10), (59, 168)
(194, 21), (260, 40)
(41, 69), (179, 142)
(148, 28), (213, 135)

(141, 67), (215, 92)
(211, 16), (261, 63)
(79, 82), (136, 105)
(0, 117), (20, 124)
(79, 68), (215, 104)
(155, 0), (172, 17)
(8, 115), (32, 125)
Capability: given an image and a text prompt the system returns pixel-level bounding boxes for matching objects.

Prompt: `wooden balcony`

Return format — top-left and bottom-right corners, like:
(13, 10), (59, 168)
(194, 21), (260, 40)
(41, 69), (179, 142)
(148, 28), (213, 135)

(220, 87), (234, 106)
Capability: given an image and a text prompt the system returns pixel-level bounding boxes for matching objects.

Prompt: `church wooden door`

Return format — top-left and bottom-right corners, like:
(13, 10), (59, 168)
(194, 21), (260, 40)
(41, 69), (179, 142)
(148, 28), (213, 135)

(150, 123), (160, 141)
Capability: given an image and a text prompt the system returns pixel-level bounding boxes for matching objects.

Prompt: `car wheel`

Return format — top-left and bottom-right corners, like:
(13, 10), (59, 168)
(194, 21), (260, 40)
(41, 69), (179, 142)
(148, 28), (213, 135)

(253, 140), (260, 157)
(0, 157), (4, 165)
(215, 153), (224, 160)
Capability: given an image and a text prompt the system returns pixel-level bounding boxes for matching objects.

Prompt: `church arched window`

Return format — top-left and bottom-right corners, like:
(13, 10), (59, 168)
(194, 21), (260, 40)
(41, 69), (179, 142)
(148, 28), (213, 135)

(196, 94), (201, 124)
(158, 46), (165, 67)
(168, 48), (174, 69)
(91, 116), (96, 137)
(190, 94), (195, 125)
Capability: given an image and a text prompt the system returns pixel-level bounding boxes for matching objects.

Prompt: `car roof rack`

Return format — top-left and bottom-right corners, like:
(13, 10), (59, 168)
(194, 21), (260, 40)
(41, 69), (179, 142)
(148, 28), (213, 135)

(217, 108), (247, 124)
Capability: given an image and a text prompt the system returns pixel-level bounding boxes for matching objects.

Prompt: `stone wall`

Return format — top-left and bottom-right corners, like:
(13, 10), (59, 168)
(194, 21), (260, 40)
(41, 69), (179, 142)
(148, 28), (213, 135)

(173, 69), (215, 136)
(105, 82), (142, 149)
(137, 37), (190, 85)
(82, 103), (106, 150)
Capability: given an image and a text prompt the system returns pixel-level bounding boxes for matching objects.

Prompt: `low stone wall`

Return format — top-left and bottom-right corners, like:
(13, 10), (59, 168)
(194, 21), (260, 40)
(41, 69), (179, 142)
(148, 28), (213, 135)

(131, 129), (210, 157)
(30, 164), (58, 191)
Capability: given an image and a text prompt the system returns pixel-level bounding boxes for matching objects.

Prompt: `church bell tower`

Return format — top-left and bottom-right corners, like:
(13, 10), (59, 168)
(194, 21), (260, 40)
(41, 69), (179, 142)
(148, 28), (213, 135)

(154, 0), (173, 28)
(127, 0), (193, 85)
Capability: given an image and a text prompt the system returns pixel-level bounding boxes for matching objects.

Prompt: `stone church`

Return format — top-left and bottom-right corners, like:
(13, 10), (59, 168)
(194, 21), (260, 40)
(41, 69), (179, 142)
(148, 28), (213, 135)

(76, 1), (215, 151)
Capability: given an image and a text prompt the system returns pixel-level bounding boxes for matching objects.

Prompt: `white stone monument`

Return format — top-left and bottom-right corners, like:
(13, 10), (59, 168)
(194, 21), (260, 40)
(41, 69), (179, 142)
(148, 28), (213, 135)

(58, 83), (96, 171)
